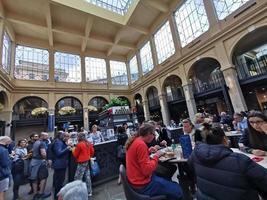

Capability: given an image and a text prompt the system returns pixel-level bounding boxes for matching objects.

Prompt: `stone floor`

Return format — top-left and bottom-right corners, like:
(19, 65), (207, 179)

(5, 169), (126, 200)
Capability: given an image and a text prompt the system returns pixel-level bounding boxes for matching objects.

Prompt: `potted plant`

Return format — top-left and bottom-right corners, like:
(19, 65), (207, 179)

(58, 106), (76, 115)
(103, 97), (129, 114)
(31, 107), (48, 116)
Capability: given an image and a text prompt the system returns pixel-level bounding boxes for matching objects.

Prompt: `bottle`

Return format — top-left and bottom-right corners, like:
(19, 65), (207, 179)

(171, 139), (176, 152)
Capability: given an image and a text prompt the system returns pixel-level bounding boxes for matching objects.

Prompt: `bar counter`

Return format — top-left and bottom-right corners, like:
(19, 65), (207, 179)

(69, 139), (120, 186)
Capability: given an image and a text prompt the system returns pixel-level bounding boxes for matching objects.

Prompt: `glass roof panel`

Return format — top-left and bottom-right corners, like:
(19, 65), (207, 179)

(85, 0), (134, 15)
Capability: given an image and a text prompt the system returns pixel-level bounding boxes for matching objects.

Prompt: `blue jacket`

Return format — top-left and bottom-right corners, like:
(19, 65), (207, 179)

(188, 143), (267, 200)
(52, 139), (69, 169)
(0, 144), (11, 180)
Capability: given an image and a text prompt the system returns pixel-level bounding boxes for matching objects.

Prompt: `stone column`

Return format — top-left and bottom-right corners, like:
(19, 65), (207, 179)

(142, 99), (150, 121)
(136, 51), (143, 77)
(47, 108), (55, 137)
(150, 38), (158, 67)
(0, 110), (12, 137)
(48, 48), (54, 82)
(0, 20), (4, 66)
(158, 94), (170, 126)
(222, 67), (247, 112)
(168, 15), (181, 57)
(106, 59), (112, 88)
(203, 0), (220, 34)
(183, 84), (197, 120)
(80, 54), (86, 83)
(83, 107), (89, 131)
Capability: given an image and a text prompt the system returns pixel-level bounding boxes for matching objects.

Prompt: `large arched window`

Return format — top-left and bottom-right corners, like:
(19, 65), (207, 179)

(163, 75), (184, 102)
(89, 97), (108, 113)
(174, 0), (209, 47)
(12, 97), (48, 120)
(55, 97), (83, 116)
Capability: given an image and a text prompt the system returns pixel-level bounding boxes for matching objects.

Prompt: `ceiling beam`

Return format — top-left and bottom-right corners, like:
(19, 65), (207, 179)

(81, 17), (94, 52)
(45, 3), (53, 46)
(127, 24), (149, 35)
(107, 27), (125, 56)
(143, 0), (169, 13)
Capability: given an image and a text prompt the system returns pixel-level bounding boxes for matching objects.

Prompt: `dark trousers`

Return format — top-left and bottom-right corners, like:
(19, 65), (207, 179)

(53, 169), (66, 199)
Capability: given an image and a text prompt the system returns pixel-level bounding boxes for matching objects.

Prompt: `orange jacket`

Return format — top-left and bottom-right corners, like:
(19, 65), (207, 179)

(72, 141), (94, 163)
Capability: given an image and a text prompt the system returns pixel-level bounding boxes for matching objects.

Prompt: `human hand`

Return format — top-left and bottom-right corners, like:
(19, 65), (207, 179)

(155, 150), (165, 157)
(149, 146), (157, 153)
(252, 149), (266, 156)
(47, 160), (52, 167)
(160, 140), (167, 147)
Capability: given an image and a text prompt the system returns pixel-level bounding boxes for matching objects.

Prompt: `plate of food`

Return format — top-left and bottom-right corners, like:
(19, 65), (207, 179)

(159, 151), (176, 162)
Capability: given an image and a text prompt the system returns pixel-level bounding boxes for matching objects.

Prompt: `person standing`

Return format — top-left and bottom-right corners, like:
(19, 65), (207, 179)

(0, 136), (12, 200)
(52, 132), (72, 200)
(125, 123), (183, 200)
(89, 125), (104, 144)
(72, 132), (94, 198)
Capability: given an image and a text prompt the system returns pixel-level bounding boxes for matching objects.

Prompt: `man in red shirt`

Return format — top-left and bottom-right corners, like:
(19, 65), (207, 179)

(126, 123), (183, 200)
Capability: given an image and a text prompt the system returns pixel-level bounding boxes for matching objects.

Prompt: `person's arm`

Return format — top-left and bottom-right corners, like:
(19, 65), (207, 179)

(0, 149), (10, 167)
(39, 142), (47, 159)
(53, 141), (69, 157)
(136, 144), (158, 177)
(99, 132), (104, 142)
(239, 129), (252, 152)
(90, 143), (95, 158)
(72, 143), (81, 158)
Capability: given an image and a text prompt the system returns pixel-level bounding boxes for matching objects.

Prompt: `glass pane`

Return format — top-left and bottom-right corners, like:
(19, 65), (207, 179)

(85, 57), (107, 84)
(1, 31), (12, 74)
(213, 0), (250, 20)
(129, 56), (139, 83)
(140, 41), (154, 75)
(174, 0), (209, 47)
(54, 52), (81, 83)
(14, 45), (49, 81)
(110, 60), (128, 85)
(154, 21), (175, 64)
(85, 0), (133, 15)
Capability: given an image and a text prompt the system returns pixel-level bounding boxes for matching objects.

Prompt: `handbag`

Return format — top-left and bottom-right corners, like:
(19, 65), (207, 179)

(90, 158), (100, 177)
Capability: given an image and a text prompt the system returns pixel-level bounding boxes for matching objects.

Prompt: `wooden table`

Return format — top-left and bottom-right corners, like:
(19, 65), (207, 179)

(231, 148), (267, 169)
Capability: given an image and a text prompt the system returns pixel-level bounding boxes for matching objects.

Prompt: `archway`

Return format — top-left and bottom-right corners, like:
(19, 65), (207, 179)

(162, 75), (187, 122)
(88, 96), (108, 126)
(232, 26), (267, 111)
(55, 96), (83, 131)
(188, 58), (231, 115)
(146, 86), (161, 121)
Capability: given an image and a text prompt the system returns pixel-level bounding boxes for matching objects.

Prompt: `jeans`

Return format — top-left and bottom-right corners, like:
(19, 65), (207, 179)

(135, 174), (183, 200)
(53, 169), (66, 199)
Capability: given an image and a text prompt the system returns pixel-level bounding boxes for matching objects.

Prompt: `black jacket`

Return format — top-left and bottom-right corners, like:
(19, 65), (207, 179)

(188, 143), (267, 200)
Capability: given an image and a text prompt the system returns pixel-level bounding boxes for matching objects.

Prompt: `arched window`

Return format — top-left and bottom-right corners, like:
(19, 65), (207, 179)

(89, 97), (108, 113)
(55, 97), (83, 116)
(146, 87), (159, 108)
(163, 75), (184, 102)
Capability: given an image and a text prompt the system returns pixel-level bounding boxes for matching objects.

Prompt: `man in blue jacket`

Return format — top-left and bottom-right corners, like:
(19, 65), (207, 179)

(52, 132), (71, 200)
(188, 126), (267, 200)
(0, 136), (12, 200)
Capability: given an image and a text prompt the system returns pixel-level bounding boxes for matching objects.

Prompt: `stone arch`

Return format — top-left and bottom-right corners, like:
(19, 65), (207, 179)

(12, 94), (49, 109)
(55, 96), (83, 116)
(118, 96), (131, 107)
(229, 24), (267, 63)
(0, 91), (8, 111)
(161, 75), (184, 102)
(146, 86), (160, 109)
(88, 96), (108, 113)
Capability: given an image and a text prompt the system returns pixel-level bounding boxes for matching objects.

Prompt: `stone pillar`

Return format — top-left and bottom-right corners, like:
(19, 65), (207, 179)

(80, 54), (86, 83)
(48, 48), (54, 82)
(83, 107), (89, 131)
(106, 59), (112, 88)
(0, 20), (4, 66)
(158, 94), (170, 126)
(126, 62), (131, 85)
(203, 0), (220, 34)
(136, 51), (143, 77)
(142, 99), (150, 121)
(47, 109), (55, 137)
(183, 84), (197, 120)
(168, 15), (181, 57)
(150, 38), (158, 67)
(222, 67), (247, 112)
(0, 110), (12, 136)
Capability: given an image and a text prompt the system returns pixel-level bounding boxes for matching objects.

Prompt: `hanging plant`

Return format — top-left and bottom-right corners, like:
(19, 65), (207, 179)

(0, 103), (4, 111)
(87, 105), (98, 112)
(103, 97), (129, 110)
(31, 107), (48, 116)
(58, 106), (76, 115)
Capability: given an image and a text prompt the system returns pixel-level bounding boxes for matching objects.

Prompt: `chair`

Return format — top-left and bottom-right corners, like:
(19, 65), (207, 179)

(119, 165), (166, 200)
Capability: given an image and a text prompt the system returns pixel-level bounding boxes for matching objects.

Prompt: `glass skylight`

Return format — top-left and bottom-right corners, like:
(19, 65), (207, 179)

(85, 0), (134, 15)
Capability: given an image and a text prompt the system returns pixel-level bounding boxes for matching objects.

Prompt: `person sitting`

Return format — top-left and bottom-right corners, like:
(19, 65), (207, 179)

(239, 110), (267, 156)
(194, 113), (205, 129)
(72, 132), (94, 198)
(182, 118), (201, 143)
(233, 112), (248, 132)
(57, 180), (87, 200)
(88, 125), (104, 144)
(188, 126), (267, 200)
(125, 123), (183, 200)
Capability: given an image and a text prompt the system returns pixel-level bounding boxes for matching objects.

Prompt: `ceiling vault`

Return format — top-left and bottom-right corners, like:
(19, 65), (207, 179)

(81, 16), (94, 52)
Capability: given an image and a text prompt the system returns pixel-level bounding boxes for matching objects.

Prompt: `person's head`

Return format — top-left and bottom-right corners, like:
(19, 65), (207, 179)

(206, 127), (228, 146)
(40, 132), (49, 140)
(17, 139), (27, 148)
(123, 123), (128, 129)
(182, 118), (194, 133)
(80, 127), (84, 132)
(247, 110), (267, 133)
(233, 112), (243, 122)
(77, 132), (86, 142)
(0, 136), (12, 146)
(57, 180), (87, 200)
(91, 125), (98, 133)
(138, 123), (155, 143)
(117, 126), (125, 134)
(63, 132), (70, 142)
(30, 133), (39, 141)
(195, 113), (205, 124)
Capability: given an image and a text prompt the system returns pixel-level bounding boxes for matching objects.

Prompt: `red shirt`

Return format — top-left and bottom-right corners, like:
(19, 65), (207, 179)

(73, 141), (94, 163)
(126, 137), (159, 187)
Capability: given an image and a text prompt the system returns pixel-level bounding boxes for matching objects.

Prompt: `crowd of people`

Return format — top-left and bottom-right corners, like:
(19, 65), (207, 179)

(1, 110), (267, 200)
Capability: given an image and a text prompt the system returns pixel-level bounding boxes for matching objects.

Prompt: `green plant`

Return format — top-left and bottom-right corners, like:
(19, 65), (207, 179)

(103, 97), (129, 110)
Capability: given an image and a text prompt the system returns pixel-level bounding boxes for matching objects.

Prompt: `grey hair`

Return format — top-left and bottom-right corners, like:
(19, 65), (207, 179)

(0, 136), (12, 144)
(58, 180), (88, 200)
